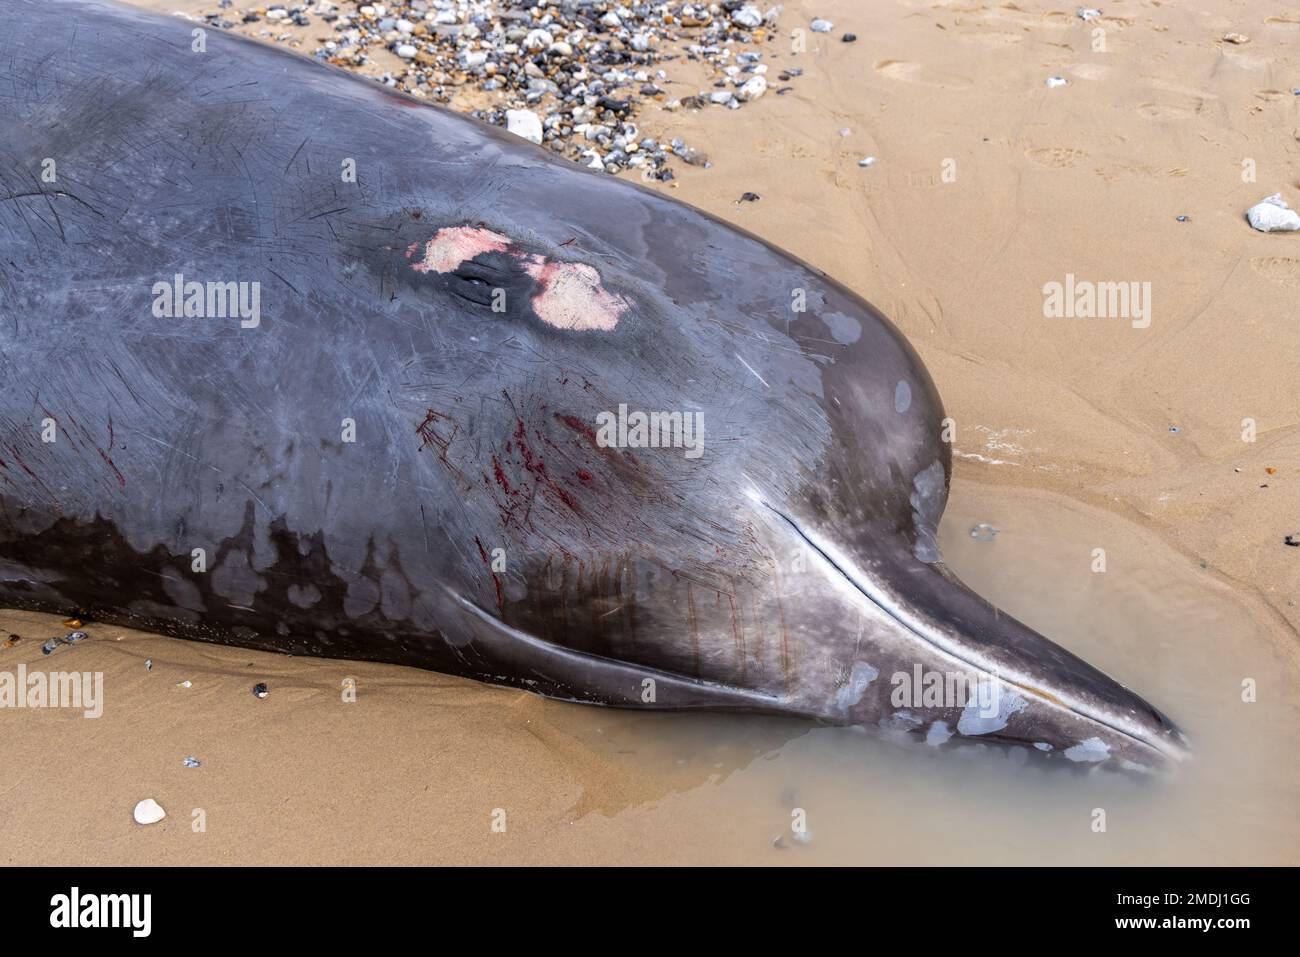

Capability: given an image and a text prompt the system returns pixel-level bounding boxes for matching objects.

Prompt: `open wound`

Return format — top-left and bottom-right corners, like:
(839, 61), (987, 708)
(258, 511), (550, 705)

(407, 226), (628, 332)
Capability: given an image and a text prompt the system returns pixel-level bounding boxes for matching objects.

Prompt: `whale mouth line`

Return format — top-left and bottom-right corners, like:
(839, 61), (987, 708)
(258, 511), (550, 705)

(763, 502), (1185, 762)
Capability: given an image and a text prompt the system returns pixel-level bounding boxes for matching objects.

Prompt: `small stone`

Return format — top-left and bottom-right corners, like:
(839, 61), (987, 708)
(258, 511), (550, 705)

(970, 523), (998, 542)
(506, 109), (544, 145)
(842, 33), (857, 42)
(1176, 215), (1189, 222)
(1045, 76), (1069, 88)
(178, 680), (192, 688)
(1223, 33), (1249, 45)
(859, 156), (876, 167)
(395, 44), (417, 59)
(145, 658), (152, 670)
(253, 682), (269, 699)
(133, 798), (166, 825)
(732, 5), (763, 29)
(1076, 7), (1102, 20)
(739, 192), (761, 202)
(737, 75), (767, 102)
(183, 756), (201, 768)
(811, 19), (834, 33)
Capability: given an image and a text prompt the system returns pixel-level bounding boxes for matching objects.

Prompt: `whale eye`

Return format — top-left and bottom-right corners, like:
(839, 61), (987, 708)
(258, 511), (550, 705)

(449, 263), (500, 307)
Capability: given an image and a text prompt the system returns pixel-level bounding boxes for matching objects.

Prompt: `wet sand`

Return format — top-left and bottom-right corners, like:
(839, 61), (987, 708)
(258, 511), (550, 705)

(3, 0), (1298, 864)
(4, 478), (1297, 865)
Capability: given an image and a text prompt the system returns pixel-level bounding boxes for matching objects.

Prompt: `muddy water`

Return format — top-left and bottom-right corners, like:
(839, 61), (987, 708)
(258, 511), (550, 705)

(3, 480), (1296, 865)
(516, 478), (1300, 865)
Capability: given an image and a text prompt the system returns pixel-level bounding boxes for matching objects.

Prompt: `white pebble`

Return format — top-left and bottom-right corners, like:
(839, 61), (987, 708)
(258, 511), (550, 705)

(1045, 76), (1069, 88)
(505, 109), (544, 145)
(737, 75), (767, 102)
(811, 19), (834, 33)
(859, 156), (876, 167)
(133, 798), (166, 825)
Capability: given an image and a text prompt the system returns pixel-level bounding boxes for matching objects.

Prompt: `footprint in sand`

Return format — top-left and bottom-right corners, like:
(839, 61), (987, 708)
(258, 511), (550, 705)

(1135, 101), (1199, 120)
(1251, 257), (1300, 288)
(1025, 147), (1087, 169)
(873, 59), (972, 88)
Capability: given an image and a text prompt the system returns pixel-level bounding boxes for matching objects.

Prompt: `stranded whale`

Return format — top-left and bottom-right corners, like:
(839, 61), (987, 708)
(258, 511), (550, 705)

(0, 0), (1185, 768)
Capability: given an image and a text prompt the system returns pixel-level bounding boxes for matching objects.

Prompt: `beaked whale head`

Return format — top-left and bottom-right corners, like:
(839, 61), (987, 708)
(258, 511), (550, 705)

(357, 127), (1187, 770)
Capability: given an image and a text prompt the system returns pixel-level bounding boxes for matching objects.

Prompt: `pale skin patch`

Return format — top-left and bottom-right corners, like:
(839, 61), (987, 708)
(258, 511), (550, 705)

(408, 226), (511, 274)
(519, 256), (627, 332)
(407, 226), (628, 331)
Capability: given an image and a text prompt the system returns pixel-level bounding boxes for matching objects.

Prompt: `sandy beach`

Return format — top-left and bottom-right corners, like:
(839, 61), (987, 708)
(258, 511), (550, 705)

(3, 0), (1298, 865)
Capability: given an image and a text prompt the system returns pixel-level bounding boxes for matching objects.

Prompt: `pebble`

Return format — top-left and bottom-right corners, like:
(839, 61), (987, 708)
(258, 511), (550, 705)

(739, 192), (761, 202)
(811, 19), (834, 33)
(859, 156), (877, 167)
(253, 682), (269, 699)
(737, 75), (767, 102)
(133, 798), (166, 825)
(1077, 7), (1102, 20)
(1045, 76), (1069, 88)
(1176, 215), (1189, 222)
(1285, 535), (1299, 547)
(1223, 33), (1250, 45)
(505, 108), (543, 145)
(281, 0), (785, 181)
(970, 523), (999, 542)
(842, 33), (858, 43)
(178, 680), (192, 688)
(183, 756), (201, 768)
(40, 630), (87, 655)
(145, 658), (152, 670)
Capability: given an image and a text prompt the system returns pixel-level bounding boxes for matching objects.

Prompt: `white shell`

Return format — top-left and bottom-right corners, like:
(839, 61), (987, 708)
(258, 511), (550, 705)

(133, 798), (166, 825)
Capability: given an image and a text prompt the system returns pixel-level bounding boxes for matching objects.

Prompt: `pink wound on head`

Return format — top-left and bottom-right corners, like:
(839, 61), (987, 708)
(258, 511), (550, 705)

(410, 226), (510, 273)
(520, 258), (627, 332)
